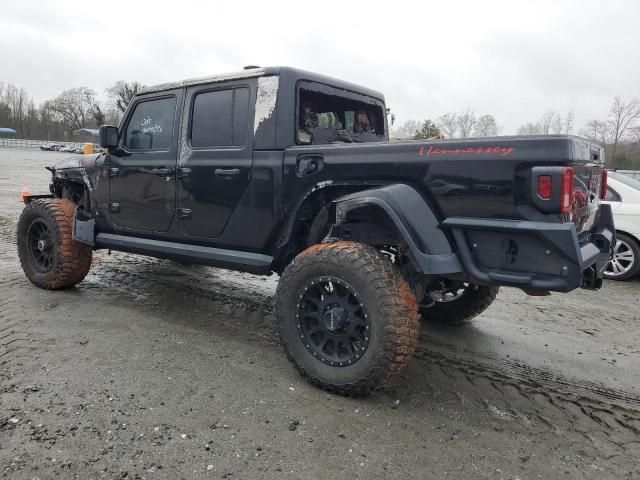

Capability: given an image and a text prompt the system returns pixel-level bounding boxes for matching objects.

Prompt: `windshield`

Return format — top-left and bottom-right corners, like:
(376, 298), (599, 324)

(297, 83), (386, 145)
(609, 171), (640, 191)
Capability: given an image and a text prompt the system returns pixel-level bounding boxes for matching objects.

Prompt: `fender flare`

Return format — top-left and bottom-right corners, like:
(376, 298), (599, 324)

(332, 184), (463, 274)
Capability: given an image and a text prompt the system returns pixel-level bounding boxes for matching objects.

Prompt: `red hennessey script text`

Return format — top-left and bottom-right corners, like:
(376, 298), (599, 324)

(418, 145), (515, 157)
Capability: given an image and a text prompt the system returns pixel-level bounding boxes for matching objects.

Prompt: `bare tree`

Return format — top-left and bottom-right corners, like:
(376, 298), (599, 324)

(2, 84), (29, 135)
(540, 110), (560, 135)
(564, 110), (575, 134)
(92, 104), (106, 127)
(551, 114), (563, 134)
(38, 101), (57, 140)
(474, 114), (499, 137)
(106, 81), (143, 114)
(517, 123), (543, 136)
(608, 96), (640, 165)
(391, 119), (421, 139)
(51, 87), (98, 131)
(580, 120), (610, 147)
(457, 108), (476, 138)
(436, 112), (458, 138)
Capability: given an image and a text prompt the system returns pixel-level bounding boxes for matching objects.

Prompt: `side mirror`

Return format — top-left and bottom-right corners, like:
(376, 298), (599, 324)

(99, 125), (119, 149)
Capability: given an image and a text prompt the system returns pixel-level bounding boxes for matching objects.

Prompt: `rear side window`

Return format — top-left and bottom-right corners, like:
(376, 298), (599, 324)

(125, 96), (176, 150)
(191, 88), (250, 148)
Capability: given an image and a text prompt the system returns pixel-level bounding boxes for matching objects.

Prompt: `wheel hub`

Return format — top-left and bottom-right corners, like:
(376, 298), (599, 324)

(37, 239), (48, 251)
(322, 305), (348, 332)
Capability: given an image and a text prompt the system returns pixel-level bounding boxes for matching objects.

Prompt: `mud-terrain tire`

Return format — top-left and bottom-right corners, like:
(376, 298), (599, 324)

(419, 284), (498, 325)
(276, 241), (419, 396)
(17, 198), (92, 289)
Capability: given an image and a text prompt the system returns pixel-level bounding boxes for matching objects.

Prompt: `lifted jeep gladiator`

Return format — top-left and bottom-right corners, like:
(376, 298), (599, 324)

(17, 66), (614, 395)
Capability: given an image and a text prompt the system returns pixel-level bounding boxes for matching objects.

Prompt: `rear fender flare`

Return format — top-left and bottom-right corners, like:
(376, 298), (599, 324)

(332, 184), (463, 274)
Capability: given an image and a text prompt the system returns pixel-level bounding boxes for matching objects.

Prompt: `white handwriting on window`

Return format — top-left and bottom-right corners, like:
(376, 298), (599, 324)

(140, 116), (163, 134)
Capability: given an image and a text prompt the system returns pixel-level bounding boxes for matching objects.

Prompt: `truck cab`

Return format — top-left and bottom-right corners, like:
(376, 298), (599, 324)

(84, 67), (391, 270)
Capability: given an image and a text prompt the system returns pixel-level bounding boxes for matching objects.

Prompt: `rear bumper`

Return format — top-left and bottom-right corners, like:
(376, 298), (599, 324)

(443, 204), (615, 292)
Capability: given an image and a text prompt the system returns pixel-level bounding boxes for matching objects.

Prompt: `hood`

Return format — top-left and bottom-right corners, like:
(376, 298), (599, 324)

(52, 153), (103, 172)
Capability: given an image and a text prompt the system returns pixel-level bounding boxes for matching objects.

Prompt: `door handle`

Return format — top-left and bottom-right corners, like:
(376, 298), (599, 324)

(296, 154), (324, 177)
(177, 167), (192, 179)
(150, 167), (173, 176)
(214, 168), (241, 177)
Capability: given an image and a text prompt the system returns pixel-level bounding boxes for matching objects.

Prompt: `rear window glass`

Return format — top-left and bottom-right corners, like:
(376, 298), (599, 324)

(191, 88), (250, 148)
(125, 97), (176, 150)
(297, 83), (386, 145)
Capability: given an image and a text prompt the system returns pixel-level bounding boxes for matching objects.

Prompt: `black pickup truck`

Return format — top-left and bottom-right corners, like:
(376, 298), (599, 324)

(17, 66), (614, 395)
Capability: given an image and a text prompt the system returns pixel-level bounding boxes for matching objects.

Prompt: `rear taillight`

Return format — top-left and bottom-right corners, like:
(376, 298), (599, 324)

(560, 167), (574, 213)
(600, 169), (608, 200)
(537, 175), (552, 200)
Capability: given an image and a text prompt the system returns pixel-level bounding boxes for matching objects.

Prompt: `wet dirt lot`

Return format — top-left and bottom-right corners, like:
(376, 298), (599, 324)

(0, 148), (639, 480)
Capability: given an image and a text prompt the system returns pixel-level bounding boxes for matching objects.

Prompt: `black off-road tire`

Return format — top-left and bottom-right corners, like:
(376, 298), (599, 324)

(419, 284), (498, 325)
(275, 241), (419, 396)
(17, 198), (92, 289)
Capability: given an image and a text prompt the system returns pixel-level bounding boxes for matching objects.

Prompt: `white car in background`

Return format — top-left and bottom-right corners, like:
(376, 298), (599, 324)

(603, 171), (640, 280)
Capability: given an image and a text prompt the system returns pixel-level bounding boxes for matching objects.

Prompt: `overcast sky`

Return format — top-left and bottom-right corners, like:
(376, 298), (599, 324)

(1, 0), (638, 134)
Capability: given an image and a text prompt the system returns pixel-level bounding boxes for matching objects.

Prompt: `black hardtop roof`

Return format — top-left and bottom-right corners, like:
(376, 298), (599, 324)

(140, 66), (385, 102)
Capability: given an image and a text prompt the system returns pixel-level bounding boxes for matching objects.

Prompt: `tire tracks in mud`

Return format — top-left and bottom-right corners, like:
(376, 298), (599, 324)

(0, 214), (16, 239)
(83, 258), (640, 416)
(418, 334), (640, 411)
(86, 258), (640, 469)
(1, 224), (639, 466)
(0, 290), (42, 383)
(84, 261), (274, 313)
(411, 337), (640, 460)
(0, 214), (17, 266)
(80, 258), (278, 343)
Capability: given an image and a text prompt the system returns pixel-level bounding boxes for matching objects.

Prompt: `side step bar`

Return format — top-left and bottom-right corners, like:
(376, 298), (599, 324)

(95, 233), (273, 275)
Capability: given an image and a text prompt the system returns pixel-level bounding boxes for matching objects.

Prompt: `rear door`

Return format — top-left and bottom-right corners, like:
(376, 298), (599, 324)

(177, 83), (253, 238)
(108, 92), (181, 232)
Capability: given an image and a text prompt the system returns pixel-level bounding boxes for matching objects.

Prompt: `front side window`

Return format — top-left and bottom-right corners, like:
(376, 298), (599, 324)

(297, 83), (386, 145)
(190, 87), (250, 148)
(125, 96), (176, 150)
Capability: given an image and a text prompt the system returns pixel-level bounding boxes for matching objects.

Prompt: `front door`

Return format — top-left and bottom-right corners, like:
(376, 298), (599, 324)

(108, 91), (182, 232)
(177, 84), (253, 238)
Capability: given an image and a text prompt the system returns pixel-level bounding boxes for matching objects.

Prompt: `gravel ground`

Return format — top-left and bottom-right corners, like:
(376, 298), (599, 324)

(0, 148), (639, 480)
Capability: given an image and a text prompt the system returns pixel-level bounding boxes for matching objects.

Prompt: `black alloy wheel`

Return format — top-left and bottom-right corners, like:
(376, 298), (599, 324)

(297, 277), (371, 368)
(27, 218), (55, 273)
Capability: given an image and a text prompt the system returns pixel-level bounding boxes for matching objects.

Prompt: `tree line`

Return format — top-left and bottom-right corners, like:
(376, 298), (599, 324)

(2, 79), (639, 168)
(0, 81), (142, 141)
(392, 97), (640, 169)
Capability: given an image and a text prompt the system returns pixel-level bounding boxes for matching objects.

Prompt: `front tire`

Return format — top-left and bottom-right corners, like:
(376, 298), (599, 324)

(604, 233), (640, 281)
(419, 283), (498, 325)
(17, 199), (92, 289)
(275, 241), (419, 396)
